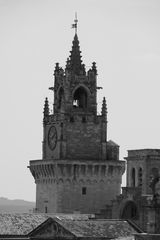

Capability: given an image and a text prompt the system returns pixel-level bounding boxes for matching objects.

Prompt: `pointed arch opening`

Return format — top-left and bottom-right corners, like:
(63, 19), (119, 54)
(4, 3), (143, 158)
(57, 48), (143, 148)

(131, 168), (136, 187)
(120, 201), (139, 220)
(138, 167), (143, 187)
(73, 87), (88, 109)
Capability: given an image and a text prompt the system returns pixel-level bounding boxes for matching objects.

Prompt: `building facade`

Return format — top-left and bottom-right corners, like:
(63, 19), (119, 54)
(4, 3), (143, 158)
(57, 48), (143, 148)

(29, 25), (125, 213)
(97, 149), (160, 234)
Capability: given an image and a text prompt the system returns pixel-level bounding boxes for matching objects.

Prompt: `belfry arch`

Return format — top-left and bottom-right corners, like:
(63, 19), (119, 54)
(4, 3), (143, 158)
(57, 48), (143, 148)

(73, 86), (88, 109)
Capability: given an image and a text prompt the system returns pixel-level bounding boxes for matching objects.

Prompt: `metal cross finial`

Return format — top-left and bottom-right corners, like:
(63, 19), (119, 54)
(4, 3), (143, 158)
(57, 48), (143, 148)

(72, 12), (78, 34)
(74, 12), (78, 34)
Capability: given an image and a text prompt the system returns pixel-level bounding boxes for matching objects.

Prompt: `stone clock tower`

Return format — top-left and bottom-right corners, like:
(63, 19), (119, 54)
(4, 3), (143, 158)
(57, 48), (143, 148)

(29, 20), (125, 214)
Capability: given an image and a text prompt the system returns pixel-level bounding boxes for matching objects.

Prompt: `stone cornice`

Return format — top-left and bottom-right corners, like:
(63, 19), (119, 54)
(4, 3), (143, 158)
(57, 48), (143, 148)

(28, 159), (125, 183)
(29, 159), (125, 165)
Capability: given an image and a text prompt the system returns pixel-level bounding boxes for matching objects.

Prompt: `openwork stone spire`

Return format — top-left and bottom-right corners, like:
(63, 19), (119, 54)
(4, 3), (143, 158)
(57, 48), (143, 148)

(101, 97), (107, 121)
(66, 34), (85, 75)
(43, 97), (49, 116)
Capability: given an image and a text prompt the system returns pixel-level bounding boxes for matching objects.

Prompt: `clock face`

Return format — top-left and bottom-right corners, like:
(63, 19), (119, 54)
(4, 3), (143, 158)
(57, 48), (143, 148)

(48, 126), (57, 150)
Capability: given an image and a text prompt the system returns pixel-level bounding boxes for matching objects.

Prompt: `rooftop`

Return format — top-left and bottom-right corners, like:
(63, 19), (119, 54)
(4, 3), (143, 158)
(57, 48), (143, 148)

(0, 213), (138, 239)
(55, 218), (137, 238)
(0, 213), (48, 235)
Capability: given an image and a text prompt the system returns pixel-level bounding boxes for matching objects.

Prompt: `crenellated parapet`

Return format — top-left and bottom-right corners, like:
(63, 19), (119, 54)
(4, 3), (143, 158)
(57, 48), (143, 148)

(29, 160), (125, 184)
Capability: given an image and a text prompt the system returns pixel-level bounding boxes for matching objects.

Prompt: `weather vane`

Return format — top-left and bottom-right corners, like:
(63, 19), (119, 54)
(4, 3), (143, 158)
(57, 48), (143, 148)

(71, 12), (78, 34)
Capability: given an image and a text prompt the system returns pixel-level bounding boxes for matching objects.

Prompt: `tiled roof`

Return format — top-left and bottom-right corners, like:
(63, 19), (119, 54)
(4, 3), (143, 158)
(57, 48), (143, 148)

(56, 219), (137, 238)
(0, 213), (48, 235)
(0, 213), (137, 239)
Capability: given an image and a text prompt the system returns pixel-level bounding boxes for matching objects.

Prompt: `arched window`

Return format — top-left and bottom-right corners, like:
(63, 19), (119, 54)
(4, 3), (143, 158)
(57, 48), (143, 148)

(73, 87), (88, 109)
(131, 168), (136, 187)
(121, 201), (139, 220)
(58, 87), (64, 109)
(138, 167), (142, 187)
(82, 116), (86, 123)
(70, 116), (74, 122)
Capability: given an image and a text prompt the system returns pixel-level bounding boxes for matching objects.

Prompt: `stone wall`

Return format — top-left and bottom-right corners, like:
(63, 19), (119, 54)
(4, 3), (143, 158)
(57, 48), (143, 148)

(42, 114), (108, 161)
(30, 160), (125, 213)
(57, 177), (121, 213)
(66, 120), (102, 160)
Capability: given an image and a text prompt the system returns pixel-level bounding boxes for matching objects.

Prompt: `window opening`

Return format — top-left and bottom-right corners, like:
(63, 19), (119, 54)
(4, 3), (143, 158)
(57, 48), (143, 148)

(82, 187), (87, 195)
(73, 87), (88, 109)
(131, 168), (136, 187)
(70, 116), (74, 122)
(121, 201), (139, 220)
(82, 116), (86, 123)
(138, 168), (142, 187)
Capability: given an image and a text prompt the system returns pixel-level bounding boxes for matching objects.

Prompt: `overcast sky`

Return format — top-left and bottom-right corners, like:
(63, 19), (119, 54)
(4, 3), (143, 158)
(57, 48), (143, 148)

(0, 0), (160, 201)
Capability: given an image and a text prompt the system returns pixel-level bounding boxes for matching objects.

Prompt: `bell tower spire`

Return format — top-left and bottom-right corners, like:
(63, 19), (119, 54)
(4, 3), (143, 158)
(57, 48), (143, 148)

(102, 97), (107, 121)
(66, 14), (85, 75)
(29, 17), (125, 215)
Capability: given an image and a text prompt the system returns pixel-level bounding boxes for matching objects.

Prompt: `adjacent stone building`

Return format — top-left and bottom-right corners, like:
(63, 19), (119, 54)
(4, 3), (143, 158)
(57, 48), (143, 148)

(29, 24), (125, 213)
(96, 149), (160, 235)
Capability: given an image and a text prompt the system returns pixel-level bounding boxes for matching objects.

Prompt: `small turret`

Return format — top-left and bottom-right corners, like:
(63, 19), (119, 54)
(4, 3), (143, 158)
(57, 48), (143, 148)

(43, 97), (49, 117)
(65, 58), (71, 71)
(54, 62), (60, 75)
(101, 97), (107, 121)
(92, 62), (97, 75)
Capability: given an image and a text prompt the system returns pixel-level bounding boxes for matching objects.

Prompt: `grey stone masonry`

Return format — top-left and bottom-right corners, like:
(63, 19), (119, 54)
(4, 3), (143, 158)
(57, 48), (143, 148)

(29, 29), (125, 213)
(29, 159), (125, 213)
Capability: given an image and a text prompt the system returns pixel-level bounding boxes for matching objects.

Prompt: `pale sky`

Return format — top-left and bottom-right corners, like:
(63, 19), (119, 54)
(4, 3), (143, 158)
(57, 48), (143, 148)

(0, 0), (160, 201)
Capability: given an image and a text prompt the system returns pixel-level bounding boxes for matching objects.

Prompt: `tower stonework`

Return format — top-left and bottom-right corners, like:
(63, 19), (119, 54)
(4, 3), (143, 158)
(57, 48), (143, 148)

(29, 29), (125, 213)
